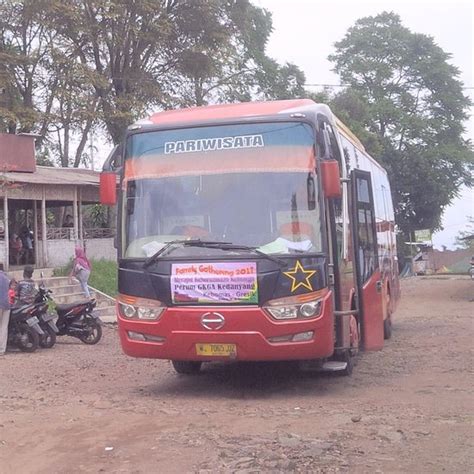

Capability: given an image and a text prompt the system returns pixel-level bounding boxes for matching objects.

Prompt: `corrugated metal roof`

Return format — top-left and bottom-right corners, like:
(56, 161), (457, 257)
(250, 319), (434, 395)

(3, 166), (100, 186)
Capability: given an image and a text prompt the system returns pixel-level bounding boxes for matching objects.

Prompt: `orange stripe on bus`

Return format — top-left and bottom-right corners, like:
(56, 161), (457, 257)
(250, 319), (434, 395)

(123, 147), (315, 183)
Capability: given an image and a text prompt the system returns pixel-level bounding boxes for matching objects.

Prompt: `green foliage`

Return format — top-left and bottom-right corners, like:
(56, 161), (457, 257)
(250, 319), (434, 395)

(1, 0), (304, 151)
(328, 12), (473, 234)
(54, 258), (117, 297)
(85, 204), (109, 228)
(52, 259), (72, 277)
(35, 149), (55, 167)
(0, 0), (52, 134)
(455, 217), (474, 250)
(88, 259), (118, 297)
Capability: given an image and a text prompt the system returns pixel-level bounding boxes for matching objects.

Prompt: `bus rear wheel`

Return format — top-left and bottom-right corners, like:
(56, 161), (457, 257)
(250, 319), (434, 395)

(171, 360), (202, 375)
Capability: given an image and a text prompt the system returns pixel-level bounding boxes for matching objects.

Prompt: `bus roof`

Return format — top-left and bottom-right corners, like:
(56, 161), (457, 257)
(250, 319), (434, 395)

(147, 99), (315, 125)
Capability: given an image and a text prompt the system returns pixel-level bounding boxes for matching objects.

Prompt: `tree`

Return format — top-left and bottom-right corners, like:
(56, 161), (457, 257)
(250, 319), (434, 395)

(0, 0), (96, 167)
(0, 0), (56, 135)
(164, 0), (273, 106)
(455, 217), (474, 250)
(2, 0), (310, 161)
(47, 50), (99, 167)
(49, 0), (305, 143)
(328, 12), (473, 234)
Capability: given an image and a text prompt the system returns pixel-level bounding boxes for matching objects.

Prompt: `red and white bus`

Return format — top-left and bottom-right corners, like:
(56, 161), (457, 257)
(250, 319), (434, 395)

(101, 99), (400, 375)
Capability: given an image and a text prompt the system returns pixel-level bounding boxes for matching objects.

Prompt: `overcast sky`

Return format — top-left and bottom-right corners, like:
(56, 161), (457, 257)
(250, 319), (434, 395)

(256, 0), (473, 248)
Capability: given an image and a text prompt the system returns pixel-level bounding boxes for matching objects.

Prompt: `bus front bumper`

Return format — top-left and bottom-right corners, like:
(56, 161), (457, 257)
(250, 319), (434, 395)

(117, 294), (335, 362)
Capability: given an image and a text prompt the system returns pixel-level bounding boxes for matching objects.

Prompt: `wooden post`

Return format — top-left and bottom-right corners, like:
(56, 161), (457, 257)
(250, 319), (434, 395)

(41, 187), (47, 267)
(3, 191), (9, 271)
(78, 187), (83, 242)
(33, 201), (39, 267)
(73, 186), (79, 242)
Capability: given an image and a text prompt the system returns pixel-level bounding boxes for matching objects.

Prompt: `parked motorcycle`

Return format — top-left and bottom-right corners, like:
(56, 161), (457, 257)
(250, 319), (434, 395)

(54, 298), (102, 344)
(12, 285), (59, 349)
(36, 273), (102, 345)
(8, 308), (44, 353)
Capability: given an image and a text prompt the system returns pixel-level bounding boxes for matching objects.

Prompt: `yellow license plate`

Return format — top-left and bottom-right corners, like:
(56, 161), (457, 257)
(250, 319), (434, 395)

(195, 343), (236, 356)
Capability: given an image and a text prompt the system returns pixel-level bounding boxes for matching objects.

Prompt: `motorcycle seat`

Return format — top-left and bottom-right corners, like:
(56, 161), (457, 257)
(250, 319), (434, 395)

(10, 303), (34, 315)
(56, 300), (94, 313)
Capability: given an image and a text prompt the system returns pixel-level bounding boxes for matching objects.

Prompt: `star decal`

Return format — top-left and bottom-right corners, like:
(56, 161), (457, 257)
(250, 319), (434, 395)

(283, 260), (317, 292)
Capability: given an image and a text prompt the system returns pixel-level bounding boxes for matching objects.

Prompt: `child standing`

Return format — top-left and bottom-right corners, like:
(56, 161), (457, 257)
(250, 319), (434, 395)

(8, 278), (17, 306)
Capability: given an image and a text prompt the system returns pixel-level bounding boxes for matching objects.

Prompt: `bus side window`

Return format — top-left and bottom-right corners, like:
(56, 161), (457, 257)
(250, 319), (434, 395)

(319, 120), (342, 166)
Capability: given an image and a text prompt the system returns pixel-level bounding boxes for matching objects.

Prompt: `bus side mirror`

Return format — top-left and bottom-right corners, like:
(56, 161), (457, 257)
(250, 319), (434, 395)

(100, 172), (117, 205)
(100, 144), (122, 205)
(321, 160), (341, 198)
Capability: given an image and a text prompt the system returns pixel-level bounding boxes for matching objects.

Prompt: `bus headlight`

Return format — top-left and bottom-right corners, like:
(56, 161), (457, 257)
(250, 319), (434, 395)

(263, 292), (325, 321)
(118, 295), (165, 321)
(299, 301), (321, 318)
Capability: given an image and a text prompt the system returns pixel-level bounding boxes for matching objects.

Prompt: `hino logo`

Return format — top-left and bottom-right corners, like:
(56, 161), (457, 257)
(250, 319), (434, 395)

(201, 312), (225, 330)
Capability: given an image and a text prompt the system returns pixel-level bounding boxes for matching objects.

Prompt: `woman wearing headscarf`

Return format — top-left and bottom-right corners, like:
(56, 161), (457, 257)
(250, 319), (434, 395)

(71, 247), (92, 298)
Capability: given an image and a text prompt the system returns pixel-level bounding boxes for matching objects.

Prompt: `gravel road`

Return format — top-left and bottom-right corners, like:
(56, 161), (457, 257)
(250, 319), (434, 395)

(1, 276), (473, 473)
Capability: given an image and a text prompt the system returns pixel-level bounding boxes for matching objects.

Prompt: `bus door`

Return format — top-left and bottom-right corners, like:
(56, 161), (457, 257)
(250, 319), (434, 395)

(350, 169), (384, 351)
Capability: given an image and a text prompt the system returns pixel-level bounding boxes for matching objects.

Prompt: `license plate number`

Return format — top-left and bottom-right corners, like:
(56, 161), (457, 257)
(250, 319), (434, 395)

(27, 316), (39, 326)
(195, 343), (236, 357)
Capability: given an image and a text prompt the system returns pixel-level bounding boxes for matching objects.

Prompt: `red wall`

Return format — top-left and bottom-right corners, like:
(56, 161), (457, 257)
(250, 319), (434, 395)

(0, 133), (36, 172)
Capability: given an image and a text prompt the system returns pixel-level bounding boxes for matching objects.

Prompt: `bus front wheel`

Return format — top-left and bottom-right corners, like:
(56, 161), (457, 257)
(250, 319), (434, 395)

(384, 317), (392, 340)
(171, 360), (202, 375)
(383, 291), (392, 340)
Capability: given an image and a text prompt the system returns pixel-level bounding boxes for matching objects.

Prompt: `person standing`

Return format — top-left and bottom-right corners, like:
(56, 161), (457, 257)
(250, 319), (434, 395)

(0, 263), (11, 355)
(63, 214), (73, 228)
(20, 227), (34, 264)
(71, 247), (92, 298)
(10, 233), (23, 265)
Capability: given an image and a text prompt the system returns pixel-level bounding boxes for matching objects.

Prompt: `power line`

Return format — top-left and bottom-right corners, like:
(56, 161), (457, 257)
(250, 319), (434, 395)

(305, 83), (474, 90)
(304, 83), (348, 88)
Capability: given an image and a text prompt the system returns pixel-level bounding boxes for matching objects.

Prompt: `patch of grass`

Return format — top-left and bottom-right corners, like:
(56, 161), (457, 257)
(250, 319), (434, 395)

(54, 259), (118, 297)
(53, 260), (73, 277)
(89, 259), (118, 297)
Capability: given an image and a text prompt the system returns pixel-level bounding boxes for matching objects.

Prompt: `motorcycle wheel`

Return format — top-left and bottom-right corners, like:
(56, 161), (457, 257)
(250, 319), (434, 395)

(39, 327), (57, 349)
(79, 320), (102, 345)
(16, 324), (39, 352)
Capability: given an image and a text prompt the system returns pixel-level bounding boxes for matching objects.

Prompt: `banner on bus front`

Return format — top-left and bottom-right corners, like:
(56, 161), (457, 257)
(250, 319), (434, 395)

(170, 262), (258, 304)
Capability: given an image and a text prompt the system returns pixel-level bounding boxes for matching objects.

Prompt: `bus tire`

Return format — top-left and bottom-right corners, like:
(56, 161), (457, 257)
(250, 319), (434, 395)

(338, 351), (354, 376)
(384, 317), (392, 340)
(383, 288), (392, 340)
(171, 360), (202, 375)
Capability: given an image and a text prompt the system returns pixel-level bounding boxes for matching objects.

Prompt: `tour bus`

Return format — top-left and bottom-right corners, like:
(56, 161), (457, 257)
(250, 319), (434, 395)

(100, 99), (400, 376)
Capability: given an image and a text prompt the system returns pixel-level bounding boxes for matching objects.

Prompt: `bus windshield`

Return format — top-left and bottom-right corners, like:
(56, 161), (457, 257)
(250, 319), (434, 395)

(122, 122), (322, 258)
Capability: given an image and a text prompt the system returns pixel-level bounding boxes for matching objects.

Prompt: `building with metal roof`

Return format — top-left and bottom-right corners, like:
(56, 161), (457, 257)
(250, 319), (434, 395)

(0, 133), (115, 270)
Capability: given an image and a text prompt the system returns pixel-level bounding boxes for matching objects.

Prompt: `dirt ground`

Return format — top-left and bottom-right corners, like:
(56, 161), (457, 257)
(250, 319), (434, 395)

(0, 276), (473, 473)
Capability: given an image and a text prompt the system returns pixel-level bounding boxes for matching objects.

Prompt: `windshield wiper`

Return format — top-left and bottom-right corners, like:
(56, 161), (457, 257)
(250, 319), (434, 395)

(143, 239), (288, 268)
(143, 239), (234, 267)
(209, 242), (288, 268)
